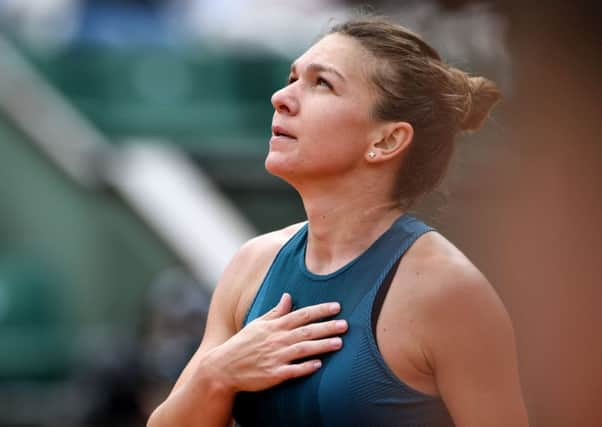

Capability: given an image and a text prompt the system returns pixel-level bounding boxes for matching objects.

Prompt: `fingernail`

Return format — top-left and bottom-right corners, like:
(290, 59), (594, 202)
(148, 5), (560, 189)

(335, 320), (347, 330)
(330, 337), (342, 348)
(313, 360), (322, 369)
(329, 302), (340, 313)
(280, 293), (289, 305)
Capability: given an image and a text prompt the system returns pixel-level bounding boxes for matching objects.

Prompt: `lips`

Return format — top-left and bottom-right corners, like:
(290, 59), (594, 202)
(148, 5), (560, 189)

(272, 125), (297, 140)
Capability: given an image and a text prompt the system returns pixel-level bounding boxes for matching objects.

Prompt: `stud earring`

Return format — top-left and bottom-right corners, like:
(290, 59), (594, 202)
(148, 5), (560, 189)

(368, 151), (376, 159)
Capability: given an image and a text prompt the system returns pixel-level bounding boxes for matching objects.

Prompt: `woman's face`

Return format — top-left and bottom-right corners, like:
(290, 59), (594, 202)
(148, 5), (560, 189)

(266, 33), (382, 184)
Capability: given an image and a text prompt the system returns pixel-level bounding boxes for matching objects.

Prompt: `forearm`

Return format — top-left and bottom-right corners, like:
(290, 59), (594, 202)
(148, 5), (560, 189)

(147, 351), (236, 427)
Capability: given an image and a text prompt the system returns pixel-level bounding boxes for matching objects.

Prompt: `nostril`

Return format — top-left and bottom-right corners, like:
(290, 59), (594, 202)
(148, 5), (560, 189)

(276, 103), (290, 115)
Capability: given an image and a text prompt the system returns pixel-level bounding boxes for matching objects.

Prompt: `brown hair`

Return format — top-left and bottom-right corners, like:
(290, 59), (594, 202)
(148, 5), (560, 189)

(328, 18), (501, 207)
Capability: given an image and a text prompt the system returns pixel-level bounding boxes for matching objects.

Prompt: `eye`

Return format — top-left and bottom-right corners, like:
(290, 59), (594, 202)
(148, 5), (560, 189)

(287, 75), (297, 85)
(316, 77), (333, 89)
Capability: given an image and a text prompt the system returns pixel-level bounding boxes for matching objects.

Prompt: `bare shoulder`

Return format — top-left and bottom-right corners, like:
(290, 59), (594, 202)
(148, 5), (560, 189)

(399, 231), (514, 362)
(395, 234), (528, 425)
(237, 222), (306, 267)
(402, 231), (499, 299)
(199, 222), (306, 353)
(228, 221), (306, 288)
(219, 222), (306, 328)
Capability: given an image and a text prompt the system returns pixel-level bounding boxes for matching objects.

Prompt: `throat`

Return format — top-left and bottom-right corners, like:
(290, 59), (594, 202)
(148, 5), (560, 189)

(304, 209), (405, 276)
(304, 248), (359, 276)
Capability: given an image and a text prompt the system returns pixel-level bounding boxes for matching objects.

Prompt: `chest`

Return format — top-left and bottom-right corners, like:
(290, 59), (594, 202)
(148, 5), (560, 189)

(234, 268), (446, 426)
(234, 298), (443, 427)
(232, 218), (452, 425)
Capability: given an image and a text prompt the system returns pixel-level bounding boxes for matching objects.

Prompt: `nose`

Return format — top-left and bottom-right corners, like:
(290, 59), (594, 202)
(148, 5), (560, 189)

(271, 84), (299, 116)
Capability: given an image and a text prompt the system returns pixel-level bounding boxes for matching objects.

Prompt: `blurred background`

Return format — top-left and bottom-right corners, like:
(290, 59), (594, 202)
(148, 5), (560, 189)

(0, 0), (599, 426)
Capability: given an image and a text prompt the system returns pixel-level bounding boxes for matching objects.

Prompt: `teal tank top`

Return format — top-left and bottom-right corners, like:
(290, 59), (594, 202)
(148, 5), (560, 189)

(232, 214), (454, 427)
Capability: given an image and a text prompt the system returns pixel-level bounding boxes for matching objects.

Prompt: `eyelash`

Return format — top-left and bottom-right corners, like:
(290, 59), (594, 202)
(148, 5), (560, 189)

(316, 77), (333, 89)
(286, 75), (333, 90)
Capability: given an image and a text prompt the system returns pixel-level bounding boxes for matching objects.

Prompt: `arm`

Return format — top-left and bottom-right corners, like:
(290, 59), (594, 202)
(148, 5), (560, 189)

(421, 261), (529, 426)
(147, 235), (348, 427)
(146, 239), (249, 427)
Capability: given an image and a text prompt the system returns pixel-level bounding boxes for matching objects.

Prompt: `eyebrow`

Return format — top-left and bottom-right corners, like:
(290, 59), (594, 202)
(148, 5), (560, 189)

(290, 62), (346, 82)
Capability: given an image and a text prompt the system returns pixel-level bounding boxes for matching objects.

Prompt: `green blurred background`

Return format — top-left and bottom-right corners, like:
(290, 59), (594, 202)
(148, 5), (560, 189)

(0, 1), (600, 426)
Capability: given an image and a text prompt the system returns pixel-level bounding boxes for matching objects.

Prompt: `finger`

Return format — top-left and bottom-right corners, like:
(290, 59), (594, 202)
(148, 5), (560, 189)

(262, 293), (293, 320)
(279, 301), (341, 329)
(275, 359), (322, 382)
(281, 337), (343, 362)
(290, 319), (348, 343)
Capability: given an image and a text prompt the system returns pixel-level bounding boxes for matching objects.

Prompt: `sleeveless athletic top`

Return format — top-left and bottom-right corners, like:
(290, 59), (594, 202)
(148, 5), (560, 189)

(232, 214), (454, 427)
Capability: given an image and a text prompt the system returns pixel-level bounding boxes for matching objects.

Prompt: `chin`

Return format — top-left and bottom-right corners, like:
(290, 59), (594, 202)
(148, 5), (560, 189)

(264, 154), (301, 187)
(264, 150), (346, 186)
(265, 154), (288, 179)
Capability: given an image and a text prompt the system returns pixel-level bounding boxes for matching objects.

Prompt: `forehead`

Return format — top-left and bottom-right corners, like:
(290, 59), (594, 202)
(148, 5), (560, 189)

(293, 33), (372, 82)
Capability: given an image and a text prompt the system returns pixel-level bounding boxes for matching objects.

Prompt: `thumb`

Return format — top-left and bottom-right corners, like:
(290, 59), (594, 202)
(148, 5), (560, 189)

(263, 293), (292, 319)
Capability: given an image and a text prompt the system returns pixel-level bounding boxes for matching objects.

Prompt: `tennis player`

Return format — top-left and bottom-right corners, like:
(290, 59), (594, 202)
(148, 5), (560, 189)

(148, 17), (529, 427)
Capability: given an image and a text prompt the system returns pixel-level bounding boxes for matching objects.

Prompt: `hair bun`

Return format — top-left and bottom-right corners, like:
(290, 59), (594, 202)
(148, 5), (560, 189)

(460, 76), (502, 132)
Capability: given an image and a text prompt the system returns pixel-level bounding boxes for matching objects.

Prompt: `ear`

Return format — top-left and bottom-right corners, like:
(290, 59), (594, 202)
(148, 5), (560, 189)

(365, 122), (414, 163)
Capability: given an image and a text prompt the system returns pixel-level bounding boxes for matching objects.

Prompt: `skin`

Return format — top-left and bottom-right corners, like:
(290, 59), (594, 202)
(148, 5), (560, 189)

(147, 33), (529, 427)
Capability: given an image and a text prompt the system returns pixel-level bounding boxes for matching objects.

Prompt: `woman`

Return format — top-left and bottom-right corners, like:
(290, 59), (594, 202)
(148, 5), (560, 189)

(148, 18), (529, 427)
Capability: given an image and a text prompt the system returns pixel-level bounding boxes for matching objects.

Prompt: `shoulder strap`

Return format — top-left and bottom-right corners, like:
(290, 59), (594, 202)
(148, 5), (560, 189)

(371, 257), (402, 337)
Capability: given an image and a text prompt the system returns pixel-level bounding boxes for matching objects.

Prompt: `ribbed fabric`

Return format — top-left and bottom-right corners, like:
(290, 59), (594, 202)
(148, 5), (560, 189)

(232, 214), (454, 427)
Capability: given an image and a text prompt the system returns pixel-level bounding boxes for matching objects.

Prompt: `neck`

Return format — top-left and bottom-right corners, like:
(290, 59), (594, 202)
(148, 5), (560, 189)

(297, 180), (404, 275)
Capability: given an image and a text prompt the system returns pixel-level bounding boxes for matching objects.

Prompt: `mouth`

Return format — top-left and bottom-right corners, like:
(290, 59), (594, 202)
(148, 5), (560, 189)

(271, 125), (297, 140)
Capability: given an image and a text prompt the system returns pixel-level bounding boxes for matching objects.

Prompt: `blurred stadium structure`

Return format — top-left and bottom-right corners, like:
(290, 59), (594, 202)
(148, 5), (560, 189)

(0, 0), (600, 426)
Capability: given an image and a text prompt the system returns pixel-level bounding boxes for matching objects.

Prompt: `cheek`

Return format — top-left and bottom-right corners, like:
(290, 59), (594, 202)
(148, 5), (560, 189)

(306, 103), (372, 147)
(265, 98), (375, 179)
